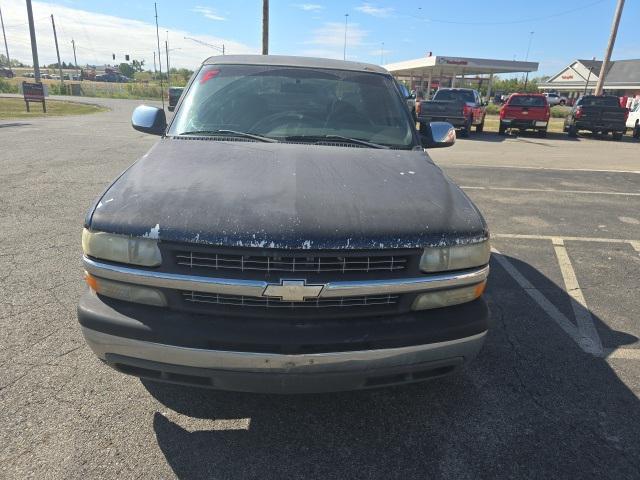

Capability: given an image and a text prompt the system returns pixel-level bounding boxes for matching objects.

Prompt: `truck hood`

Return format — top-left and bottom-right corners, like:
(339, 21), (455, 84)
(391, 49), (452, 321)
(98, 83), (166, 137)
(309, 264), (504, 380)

(88, 138), (488, 250)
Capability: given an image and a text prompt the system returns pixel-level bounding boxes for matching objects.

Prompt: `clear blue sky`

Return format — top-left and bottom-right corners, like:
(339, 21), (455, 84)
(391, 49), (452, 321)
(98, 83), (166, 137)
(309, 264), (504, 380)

(3, 0), (639, 76)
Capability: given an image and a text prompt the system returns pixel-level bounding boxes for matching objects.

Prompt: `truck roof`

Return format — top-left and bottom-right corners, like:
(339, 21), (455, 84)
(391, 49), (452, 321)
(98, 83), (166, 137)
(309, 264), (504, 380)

(436, 88), (476, 92)
(203, 54), (389, 75)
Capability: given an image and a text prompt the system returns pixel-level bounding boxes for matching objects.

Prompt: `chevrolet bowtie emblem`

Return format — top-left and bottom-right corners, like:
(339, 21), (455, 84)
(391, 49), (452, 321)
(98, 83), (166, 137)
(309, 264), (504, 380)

(263, 280), (324, 302)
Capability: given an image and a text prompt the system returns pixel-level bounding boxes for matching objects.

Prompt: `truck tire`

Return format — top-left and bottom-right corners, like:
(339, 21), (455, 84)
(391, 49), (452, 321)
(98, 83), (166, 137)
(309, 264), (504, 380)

(612, 131), (623, 141)
(459, 117), (472, 138)
(633, 122), (640, 139)
(498, 122), (506, 135)
(567, 124), (577, 137)
(476, 116), (485, 133)
(538, 129), (547, 138)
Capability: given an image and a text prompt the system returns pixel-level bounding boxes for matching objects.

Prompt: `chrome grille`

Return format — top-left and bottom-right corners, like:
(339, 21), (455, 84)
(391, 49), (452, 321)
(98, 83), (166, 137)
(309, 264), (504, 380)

(175, 251), (409, 274)
(182, 291), (399, 309)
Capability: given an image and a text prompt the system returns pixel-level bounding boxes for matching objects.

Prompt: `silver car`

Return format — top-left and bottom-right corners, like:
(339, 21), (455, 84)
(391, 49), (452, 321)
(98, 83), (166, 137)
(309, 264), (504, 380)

(544, 92), (568, 106)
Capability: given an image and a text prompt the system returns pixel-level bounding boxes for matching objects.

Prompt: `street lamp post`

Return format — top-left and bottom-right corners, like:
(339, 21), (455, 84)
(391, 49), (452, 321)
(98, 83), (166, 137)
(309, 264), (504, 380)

(343, 14), (349, 61)
(183, 37), (225, 55)
(523, 31), (534, 90)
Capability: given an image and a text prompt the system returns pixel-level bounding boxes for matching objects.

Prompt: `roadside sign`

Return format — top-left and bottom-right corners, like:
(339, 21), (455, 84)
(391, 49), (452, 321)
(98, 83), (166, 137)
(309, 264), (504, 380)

(22, 81), (46, 113)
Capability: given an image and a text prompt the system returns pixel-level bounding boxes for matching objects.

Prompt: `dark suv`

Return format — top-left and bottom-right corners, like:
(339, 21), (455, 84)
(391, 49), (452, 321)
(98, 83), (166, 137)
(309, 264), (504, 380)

(0, 66), (14, 78)
(78, 55), (490, 393)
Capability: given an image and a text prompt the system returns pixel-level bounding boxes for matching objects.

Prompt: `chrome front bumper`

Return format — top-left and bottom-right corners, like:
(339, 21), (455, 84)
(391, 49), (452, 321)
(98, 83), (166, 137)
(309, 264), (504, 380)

(82, 256), (489, 299)
(82, 327), (487, 393)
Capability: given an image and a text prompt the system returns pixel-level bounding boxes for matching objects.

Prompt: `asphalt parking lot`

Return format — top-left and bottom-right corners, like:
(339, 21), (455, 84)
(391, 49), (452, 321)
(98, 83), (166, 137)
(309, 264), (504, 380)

(1, 96), (639, 479)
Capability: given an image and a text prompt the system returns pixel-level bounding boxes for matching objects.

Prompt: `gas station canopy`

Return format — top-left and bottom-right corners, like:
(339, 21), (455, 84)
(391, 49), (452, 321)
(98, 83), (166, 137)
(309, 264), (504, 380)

(384, 55), (539, 98)
(385, 55), (538, 78)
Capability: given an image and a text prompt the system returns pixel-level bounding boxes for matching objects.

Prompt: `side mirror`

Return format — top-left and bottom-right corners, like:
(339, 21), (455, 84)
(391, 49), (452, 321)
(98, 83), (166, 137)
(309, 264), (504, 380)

(420, 121), (456, 148)
(132, 105), (167, 136)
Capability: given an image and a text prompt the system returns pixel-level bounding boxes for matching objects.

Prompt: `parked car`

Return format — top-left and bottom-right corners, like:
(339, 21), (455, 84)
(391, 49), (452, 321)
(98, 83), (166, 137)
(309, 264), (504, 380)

(499, 93), (550, 137)
(95, 72), (129, 83)
(167, 86), (184, 112)
(78, 55), (490, 394)
(0, 66), (15, 78)
(563, 95), (628, 140)
(626, 102), (640, 139)
(416, 88), (486, 137)
(544, 92), (568, 106)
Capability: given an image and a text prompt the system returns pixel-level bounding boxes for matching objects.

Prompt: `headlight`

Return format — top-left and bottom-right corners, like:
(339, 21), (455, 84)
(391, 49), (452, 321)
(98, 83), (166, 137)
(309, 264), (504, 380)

(82, 228), (162, 267)
(419, 240), (490, 273)
(85, 272), (167, 307)
(412, 281), (486, 310)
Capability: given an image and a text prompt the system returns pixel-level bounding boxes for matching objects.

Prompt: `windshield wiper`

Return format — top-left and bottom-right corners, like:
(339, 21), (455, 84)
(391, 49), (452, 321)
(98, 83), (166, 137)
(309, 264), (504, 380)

(177, 129), (278, 143)
(284, 134), (389, 149)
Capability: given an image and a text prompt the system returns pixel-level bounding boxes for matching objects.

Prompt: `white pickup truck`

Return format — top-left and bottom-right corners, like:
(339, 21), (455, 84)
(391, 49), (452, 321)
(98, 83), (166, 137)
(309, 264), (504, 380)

(626, 102), (640, 139)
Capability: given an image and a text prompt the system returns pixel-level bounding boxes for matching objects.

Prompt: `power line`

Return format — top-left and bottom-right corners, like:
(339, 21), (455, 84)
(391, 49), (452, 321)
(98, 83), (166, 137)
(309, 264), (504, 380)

(417, 0), (606, 26)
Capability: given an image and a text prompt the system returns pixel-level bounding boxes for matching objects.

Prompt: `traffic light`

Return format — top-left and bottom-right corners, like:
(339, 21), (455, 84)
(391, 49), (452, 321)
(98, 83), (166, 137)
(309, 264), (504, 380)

(125, 54), (130, 61)
(112, 53), (115, 60)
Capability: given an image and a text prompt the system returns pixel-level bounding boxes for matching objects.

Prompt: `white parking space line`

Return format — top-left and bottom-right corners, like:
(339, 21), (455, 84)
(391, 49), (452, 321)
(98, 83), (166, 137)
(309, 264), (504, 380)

(551, 238), (603, 356)
(461, 186), (640, 197)
(445, 164), (640, 174)
(493, 233), (639, 245)
(493, 236), (639, 357)
(491, 248), (582, 346)
(606, 348), (640, 360)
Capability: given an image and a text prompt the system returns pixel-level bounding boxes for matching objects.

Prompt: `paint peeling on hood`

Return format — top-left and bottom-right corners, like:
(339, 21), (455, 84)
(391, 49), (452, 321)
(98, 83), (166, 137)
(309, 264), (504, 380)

(143, 224), (160, 239)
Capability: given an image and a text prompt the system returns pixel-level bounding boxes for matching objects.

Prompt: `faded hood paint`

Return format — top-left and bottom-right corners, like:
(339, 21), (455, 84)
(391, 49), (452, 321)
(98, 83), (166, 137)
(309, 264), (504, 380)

(88, 138), (488, 250)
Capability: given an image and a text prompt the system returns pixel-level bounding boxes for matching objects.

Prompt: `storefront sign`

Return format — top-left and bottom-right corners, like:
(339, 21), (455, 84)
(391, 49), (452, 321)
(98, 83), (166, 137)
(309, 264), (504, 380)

(22, 81), (46, 112)
(437, 57), (468, 66)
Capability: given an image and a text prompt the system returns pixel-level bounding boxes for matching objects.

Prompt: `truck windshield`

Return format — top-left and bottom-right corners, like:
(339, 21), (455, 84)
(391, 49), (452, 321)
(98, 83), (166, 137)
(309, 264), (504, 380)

(169, 64), (415, 149)
(433, 90), (475, 103)
(508, 96), (546, 107)
(579, 96), (619, 107)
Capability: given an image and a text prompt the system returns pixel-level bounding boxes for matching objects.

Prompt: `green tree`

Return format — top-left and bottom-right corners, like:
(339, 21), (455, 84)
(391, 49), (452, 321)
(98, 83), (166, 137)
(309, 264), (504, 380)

(131, 59), (145, 72)
(0, 54), (27, 67)
(118, 62), (135, 78)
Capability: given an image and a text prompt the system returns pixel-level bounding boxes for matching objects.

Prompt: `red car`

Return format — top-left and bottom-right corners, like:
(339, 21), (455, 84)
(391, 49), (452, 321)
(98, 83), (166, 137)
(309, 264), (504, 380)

(499, 93), (550, 137)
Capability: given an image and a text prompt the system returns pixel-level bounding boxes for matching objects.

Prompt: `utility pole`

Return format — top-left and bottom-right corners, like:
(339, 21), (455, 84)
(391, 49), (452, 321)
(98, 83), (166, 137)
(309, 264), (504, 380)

(71, 39), (79, 79)
(25, 0), (41, 82)
(154, 2), (164, 109)
(343, 14), (349, 60)
(165, 40), (170, 86)
(262, 0), (269, 55)
(0, 5), (11, 67)
(595, 0), (624, 95)
(153, 51), (156, 73)
(51, 15), (63, 87)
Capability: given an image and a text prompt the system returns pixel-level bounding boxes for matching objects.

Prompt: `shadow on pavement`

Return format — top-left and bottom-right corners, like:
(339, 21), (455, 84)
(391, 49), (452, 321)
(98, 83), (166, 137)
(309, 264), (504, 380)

(144, 255), (640, 480)
(0, 122), (31, 129)
(459, 132), (508, 143)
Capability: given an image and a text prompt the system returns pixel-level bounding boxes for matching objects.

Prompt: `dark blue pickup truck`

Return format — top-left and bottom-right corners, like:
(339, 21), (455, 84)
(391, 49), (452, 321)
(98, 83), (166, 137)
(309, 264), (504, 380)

(78, 55), (490, 393)
(563, 95), (628, 140)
